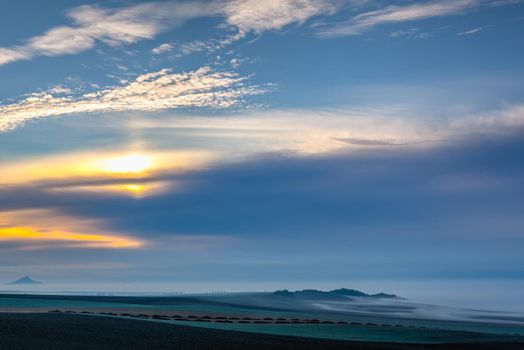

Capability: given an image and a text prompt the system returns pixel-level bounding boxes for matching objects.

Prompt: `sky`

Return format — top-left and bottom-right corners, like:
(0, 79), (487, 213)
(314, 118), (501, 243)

(1, 0), (524, 308)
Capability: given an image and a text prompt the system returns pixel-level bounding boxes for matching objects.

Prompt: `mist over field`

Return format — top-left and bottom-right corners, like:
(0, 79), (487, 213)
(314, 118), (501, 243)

(2, 279), (524, 314)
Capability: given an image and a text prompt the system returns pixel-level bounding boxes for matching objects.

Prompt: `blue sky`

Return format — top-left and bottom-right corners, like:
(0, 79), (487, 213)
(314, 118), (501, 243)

(1, 0), (524, 305)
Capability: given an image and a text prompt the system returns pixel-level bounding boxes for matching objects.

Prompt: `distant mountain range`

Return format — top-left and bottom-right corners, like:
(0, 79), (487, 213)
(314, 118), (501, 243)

(273, 288), (401, 299)
(7, 276), (43, 285)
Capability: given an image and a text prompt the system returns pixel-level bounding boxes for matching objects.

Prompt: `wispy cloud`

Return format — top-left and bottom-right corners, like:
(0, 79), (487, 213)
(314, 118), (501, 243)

(457, 26), (488, 36)
(171, 33), (247, 58)
(223, 0), (341, 34)
(318, 0), (480, 37)
(389, 28), (431, 39)
(0, 0), (517, 67)
(0, 0), (344, 66)
(177, 40), (212, 55)
(0, 209), (142, 250)
(0, 1), (217, 66)
(0, 48), (32, 66)
(2, 0), (341, 66)
(0, 66), (266, 131)
(157, 38), (232, 59)
(126, 104), (524, 156)
(152, 43), (175, 54)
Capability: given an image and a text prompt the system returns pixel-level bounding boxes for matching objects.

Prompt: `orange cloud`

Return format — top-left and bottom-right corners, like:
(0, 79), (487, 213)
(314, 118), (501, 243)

(0, 226), (141, 249)
(54, 181), (172, 198)
(0, 209), (142, 250)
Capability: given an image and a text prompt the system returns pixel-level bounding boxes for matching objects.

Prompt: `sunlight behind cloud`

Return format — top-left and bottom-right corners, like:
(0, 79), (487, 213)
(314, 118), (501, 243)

(95, 154), (153, 174)
(0, 209), (142, 250)
(0, 149), (214, 187)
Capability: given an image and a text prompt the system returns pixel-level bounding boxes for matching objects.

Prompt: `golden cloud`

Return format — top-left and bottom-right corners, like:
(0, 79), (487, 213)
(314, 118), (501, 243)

(0, 209), (142, 250)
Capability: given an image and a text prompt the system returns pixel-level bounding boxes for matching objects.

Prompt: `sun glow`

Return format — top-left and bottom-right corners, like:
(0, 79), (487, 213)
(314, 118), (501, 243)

(95, 154), (153, 174)
(122, 184), (146, 192)
(0, 149), (214, 186)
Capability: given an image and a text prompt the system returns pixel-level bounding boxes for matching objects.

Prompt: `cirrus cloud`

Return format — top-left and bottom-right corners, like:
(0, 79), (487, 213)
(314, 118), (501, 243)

(0, 66), (267, 132)
(0, 1), (219, 66)
(318, 0), (480, 37)
(223, 0), (341, 34)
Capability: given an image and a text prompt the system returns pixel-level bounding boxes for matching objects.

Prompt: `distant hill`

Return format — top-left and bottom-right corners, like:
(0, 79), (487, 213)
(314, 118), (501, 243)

(7, 276), (43, 285)
(273, 288), (401, 299)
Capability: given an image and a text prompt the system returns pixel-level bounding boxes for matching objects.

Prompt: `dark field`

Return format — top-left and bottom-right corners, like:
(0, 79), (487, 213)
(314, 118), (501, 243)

(0, 313), (523, 350)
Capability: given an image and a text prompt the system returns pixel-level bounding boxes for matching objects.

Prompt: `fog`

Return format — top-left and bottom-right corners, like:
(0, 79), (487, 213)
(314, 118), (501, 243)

(1, 278), (523, 314)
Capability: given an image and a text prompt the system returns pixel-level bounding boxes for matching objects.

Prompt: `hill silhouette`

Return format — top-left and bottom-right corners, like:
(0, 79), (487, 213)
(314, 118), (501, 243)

(273, 288), (401, 299)
(7, 276), (43, 285)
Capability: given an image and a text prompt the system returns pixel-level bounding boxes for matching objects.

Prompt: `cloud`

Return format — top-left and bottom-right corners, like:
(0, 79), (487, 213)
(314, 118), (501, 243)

(0, 209), (142, 250)
(154, 38), (227, 59)
(0, 0), (517, 67)
(124, 103), (524, 158)
(2, 103), (523, 193)
(177, 40), (214, 55)
(0, 148), (215, 206)
(170, 33), (247, 58)
(0, 48), (32, 66)
(0, 1), (217, 66)
(1, 106), (524, 279)
(389, 28), (431, 39)
(0, 0), (343, 66)
(2, 125), (523, 259)
(2, 0), (335, 65)
(318, 0), (480, 37)
(1, 104), (523, 209)
(457, 26), (488, 36)
(223, 0), (341, 34)
(0, 66), (266, 132)
(48, 85), (73, 95)
(152, 43), (175, 54)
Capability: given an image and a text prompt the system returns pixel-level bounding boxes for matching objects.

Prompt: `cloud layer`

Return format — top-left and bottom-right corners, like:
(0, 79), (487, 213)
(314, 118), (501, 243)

(0, 0), (336, 66)
(0, 1), (217, 66)
(1, 125), (523, 283)
(224, 0), (340, 34)
(0, 66), (265, 131)
(0, 209), (142, 250)
(1, 0), (518, 66)
(319, 0), (479, 36)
